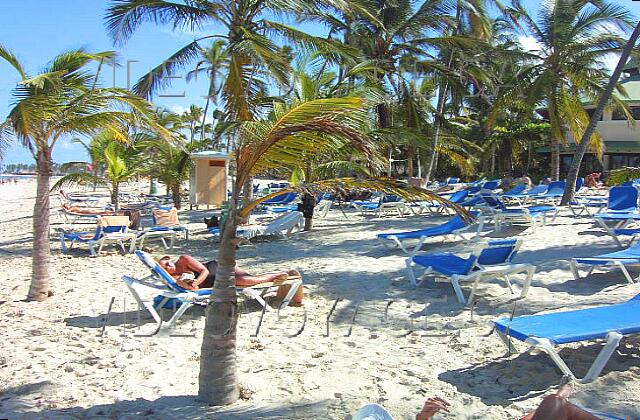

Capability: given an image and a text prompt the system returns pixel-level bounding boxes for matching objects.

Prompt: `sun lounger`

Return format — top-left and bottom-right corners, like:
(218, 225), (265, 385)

(492, 293), (640, 383)
(479, 191), (558, 232)
(405, 239), (534, 304)
(209, 211), (304, 241)
(60, 215), (136, 256)
(123, 251), (303, 331)
(532, 181), (565, 203)
(137, 206), (189, 249)
(503, 184), (548, 206)
(353, 194), (407, 217)
(414, 190), (469, 215)
(570, 242), (640, 284)
(573, 186), (638, 217)
(377, 212), (483, 254)
(592, 211), (640, 247)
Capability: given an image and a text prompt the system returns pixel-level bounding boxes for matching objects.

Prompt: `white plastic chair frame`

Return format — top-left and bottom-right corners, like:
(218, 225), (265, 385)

(379, 215), (485, 255)
(405, 240), (534, 305)
(495, 329), (624, 384)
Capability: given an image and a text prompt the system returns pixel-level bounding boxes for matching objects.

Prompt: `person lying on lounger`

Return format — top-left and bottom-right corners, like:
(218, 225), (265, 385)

(62, 203), (113, 215)
(158, 255), (303, 304)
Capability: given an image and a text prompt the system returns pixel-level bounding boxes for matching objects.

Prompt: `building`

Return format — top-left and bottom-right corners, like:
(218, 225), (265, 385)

(541, 59), (640, 174)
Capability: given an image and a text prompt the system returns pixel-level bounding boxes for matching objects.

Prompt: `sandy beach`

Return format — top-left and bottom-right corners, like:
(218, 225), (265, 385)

(1, 180), (639, 419)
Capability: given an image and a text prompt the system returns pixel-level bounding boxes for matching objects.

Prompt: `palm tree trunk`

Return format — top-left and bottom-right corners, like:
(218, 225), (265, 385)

(200, 79), (214, 142)
(199, 199), (239, 405)
(406, 145), (415, 178)
(425, 82), (448, 182)
(561, 21), (640, 205)
(27, 147), (53, 301)
(550, 138), (560, 181)
(171, 184), (182, 209)
(112, 182), (119, 211)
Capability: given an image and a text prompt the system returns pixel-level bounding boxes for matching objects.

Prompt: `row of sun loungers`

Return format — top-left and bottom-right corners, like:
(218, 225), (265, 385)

(60, 207), (189, 256)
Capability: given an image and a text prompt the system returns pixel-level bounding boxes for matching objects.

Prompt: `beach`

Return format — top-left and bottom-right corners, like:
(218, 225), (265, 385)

(1, 180), (639, 419)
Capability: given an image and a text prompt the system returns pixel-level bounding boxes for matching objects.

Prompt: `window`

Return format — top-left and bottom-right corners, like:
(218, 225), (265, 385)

(612, 109), (627, 120)
(611, 107), (640, 121)
(609, 154), (640, 169)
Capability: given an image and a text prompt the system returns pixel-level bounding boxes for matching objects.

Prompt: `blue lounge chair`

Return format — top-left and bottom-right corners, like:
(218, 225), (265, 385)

(416, 190), (470, 215)
(482, 180), (500, 190)
(122, 251), (303, 332)
(60, 215), (136, 256)
(377, 212), (483, 254)
(492, 293), (640, 383)
(503, 184), (548, 205)
(533, 181), (566, 203)
(570, 242), (640, 284)
(579, 186), (639, 218)
(501, 183), (526, 196)
(262, 192), (298, 206)
(479, 191), (558, 232)
(353, 194), (407, 217)
(405, 239), (534, 304)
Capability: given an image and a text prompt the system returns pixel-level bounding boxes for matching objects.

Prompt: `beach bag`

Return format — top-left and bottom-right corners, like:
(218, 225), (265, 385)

(275, 279), (304, 306)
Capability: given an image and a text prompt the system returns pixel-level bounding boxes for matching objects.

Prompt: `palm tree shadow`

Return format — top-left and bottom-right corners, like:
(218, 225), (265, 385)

(542, 272), (633, 296)
(2, 389), (331, 419)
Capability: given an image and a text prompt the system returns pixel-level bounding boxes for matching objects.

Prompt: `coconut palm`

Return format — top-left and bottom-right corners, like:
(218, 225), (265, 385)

(0, 46), (162, 301)
(201, 97), (470, 405)
(186, 40), (229, 141)
(106, 0), (350, 122)
(561, 21), (640, 204)
(499, 0), (634, 180)
(52, 132), (145, 211)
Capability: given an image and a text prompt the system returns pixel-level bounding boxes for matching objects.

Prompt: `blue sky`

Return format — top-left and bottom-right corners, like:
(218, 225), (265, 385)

(1, 0), (639, 165)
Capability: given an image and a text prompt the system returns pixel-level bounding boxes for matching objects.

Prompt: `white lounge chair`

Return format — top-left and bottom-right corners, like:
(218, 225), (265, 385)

(208, 211), (304, 241)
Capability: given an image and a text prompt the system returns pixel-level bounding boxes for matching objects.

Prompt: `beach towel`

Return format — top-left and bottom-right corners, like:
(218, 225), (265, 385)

(153, 207), (180, 227)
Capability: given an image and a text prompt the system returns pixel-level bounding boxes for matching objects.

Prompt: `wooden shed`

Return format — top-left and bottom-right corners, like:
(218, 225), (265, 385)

(190, 151), (230, 208)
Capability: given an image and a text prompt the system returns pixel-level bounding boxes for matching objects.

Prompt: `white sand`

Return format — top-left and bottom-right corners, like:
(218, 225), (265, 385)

(1, 180), (639, 419)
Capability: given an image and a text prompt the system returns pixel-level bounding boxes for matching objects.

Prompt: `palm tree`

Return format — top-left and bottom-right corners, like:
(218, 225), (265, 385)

(186, 40), (229, 142)
(0, 46), (162, 301)
(145, 136), (192, 208)
(52, 132), (146, 210)
(561, 21), (640, 204)
(501, 0), (634, 180)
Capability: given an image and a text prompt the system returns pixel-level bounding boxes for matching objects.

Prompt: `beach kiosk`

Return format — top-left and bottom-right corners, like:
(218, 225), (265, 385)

(190, 151), (230, 209)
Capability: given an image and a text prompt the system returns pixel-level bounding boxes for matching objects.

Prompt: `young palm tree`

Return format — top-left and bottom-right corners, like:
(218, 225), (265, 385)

(0, 46), (161, 301)
(501, 0), (634, 180)
(52, 132), (144, 210)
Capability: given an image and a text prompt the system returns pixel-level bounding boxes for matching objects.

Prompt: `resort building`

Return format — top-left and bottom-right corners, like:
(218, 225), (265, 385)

(542, 60), (640, 174)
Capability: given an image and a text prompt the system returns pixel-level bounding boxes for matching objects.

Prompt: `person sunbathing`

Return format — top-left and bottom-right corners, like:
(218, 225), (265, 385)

(158, 254), (302, 297)
(62, 203), (113, 215)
